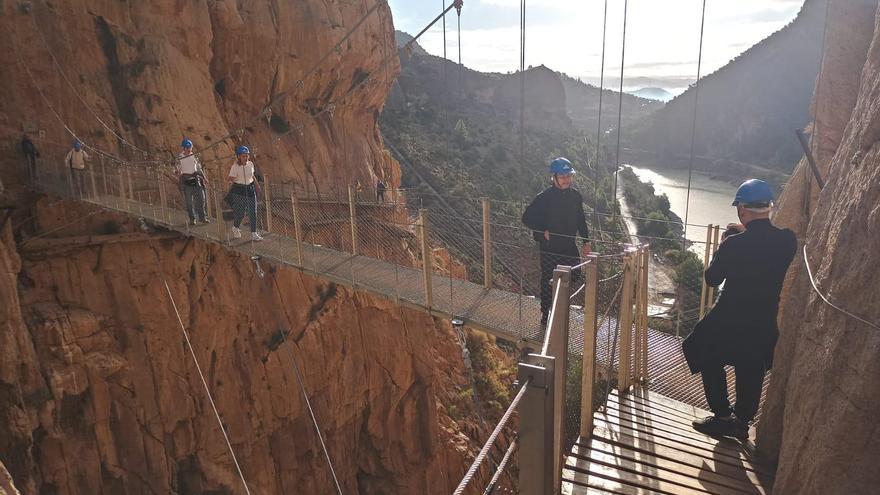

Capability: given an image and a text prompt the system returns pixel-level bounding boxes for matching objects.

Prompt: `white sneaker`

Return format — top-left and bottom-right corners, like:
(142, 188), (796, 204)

(231, 227), (242, 239)
(251, 232), (264, 242)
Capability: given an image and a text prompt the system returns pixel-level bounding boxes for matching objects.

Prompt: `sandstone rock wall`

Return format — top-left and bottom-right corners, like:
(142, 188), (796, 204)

(1, 0), (400, 197)
(759, 1), (880, 493)
(0, 199), (498, 494)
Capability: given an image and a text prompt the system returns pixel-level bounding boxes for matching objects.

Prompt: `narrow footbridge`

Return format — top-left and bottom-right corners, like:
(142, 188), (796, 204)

(28, 157), (773, 495)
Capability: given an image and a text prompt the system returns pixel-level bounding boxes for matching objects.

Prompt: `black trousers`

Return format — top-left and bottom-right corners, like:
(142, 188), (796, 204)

(700, 360), (766, 422)
(539, 246), (582, 322)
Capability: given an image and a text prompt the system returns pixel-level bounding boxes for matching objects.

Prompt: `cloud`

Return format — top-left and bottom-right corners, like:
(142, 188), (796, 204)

(390, 0), (805, 83)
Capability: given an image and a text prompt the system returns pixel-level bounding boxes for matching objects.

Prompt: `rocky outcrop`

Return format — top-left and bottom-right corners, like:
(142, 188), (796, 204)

(758, 1), (880, 493)
(0, 198), (501, 494)
(0, 461), (21, 495)
(1, 0), (400, 196)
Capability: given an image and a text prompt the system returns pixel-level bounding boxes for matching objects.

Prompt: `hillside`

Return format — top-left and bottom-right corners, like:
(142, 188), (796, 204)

(560, 74), (663, 134)
(627, 0), (828, 173)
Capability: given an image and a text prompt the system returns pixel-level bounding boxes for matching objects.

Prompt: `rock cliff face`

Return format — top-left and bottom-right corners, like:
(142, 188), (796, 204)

(759, 1), (880, 493)
(1, 0), (400, 196)
(0, 198), (498, 494)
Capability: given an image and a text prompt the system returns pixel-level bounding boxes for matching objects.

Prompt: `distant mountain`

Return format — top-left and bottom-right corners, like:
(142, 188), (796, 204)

(559, 74), (664, 135)
(627, 0), (827, 174)
(629, 87), (674, 102)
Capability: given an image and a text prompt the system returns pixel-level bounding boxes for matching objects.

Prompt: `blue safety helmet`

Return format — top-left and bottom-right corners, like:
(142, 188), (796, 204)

(549, 157), (575, 175)
(732, 179), (774, 206)
(181, 138), (193, 149)
(73, 139), (82, 150)
(236, 145), (250, 156)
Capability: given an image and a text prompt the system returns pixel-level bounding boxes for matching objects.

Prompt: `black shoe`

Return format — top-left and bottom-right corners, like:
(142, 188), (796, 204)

(692, 415), (749, 439)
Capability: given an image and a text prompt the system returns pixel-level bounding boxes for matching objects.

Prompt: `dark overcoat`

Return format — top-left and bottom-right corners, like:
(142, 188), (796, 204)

(683, 219), (797, 373)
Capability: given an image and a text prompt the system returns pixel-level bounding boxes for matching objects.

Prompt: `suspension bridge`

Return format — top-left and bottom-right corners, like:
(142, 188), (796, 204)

(6, 0), (800, 493)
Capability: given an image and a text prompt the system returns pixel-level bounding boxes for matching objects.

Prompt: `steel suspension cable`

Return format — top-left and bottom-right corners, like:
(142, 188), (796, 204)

(482, 436), (518, 495)
(268, 273), (345, 494)
(803, 245), (880, 332)
(29, 12), (150, 158)
(519, 0), (526, 166)
(611, 0), (628, 215)
(453, 378), (530, 495)
(681, 0), (708, 248)
(162, 279), (253, 495)
(594, 0), (609, 216)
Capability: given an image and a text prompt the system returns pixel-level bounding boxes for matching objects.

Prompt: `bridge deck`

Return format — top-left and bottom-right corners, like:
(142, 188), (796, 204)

(563, 389), (774, 495)
(82, 193), (763, 415)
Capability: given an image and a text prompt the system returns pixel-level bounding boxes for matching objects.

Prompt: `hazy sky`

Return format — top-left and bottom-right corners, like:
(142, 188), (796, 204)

(389, 0), (805, 91)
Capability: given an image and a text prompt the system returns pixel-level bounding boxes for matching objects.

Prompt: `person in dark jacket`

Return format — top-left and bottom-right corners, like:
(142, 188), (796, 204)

(522, 157), (592, 326)
(684, 179), (796, 439)
(21, 134), (39, 184)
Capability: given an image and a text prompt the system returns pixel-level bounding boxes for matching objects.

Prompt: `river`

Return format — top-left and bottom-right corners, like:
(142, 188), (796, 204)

(624, 164), (740, 254)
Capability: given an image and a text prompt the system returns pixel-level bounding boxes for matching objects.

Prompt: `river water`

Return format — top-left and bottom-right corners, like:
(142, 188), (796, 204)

(625, 164), (740, 253)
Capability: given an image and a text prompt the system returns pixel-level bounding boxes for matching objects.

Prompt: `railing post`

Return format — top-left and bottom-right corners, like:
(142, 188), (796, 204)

(118, 165), (127, 202)
(617, 250), (636, 392)
(213, 179), (226, 241)
(292, 193), (304, 266)
(419, 208), (433, 308)
(699, 224), (713, 319)
(264, 174), (273, 234)
(100, 156), (108, 196)
(634, 247), (645, 383)
(708, 225), (721, 304)
(89, 166), (98, 200)
(546, 267), (571, 494)
(158, 170), (168, 224)
(348, 184), (358, 255)
(640, 246), (650, 381)
(482, 197), (492, 289)
(517, 356), (555, 495)
(126, 165), (135, 201)
(580, 254), (599, 438)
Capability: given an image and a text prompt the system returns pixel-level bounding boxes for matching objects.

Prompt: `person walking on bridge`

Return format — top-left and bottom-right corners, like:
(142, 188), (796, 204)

(21, 133), (39, 184)
(522, 157), (592, 327)
(177, 138), (209, 225)
(227, 145), (263, 241)
(64, 140), (89, 197)
(684, 179), (796, 439)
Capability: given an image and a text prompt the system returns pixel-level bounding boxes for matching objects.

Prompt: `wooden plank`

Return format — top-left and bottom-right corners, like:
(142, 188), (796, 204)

(624, 390), (712, 418)
(590, 420), (773, 476)
(562, 479), (620, 495)
(603, 402), (735, 444)
(566, 453), (711, 495)
(607, 394), (699, 426)
(563, 466), (667, 495)
(570, 442), (756, 495)
(573, 440), (767, 495)
(581, 432), (774, 492)
(598, 407), (735, 451)
(593, 415), (752, 467)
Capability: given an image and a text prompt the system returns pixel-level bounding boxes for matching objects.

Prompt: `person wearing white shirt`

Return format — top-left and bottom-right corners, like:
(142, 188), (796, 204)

(176, 138), (209, 224)
(64, 140), (90, 197)
(226, 145), (262, 241)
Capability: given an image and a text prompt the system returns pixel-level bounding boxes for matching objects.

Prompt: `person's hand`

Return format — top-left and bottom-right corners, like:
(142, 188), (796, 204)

(544, 230), (550, 241)
(722, 223), (745, 241)
(582, 242), (592, 257)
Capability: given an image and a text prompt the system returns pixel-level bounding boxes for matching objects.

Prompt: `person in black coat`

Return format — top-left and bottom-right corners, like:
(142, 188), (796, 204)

(522, 157), (592, 326)
(684, 179), (796, 439)
(20, 134), (39, 183)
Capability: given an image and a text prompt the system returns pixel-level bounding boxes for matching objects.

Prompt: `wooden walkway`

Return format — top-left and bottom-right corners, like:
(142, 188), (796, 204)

(563, 389), (774, 495)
